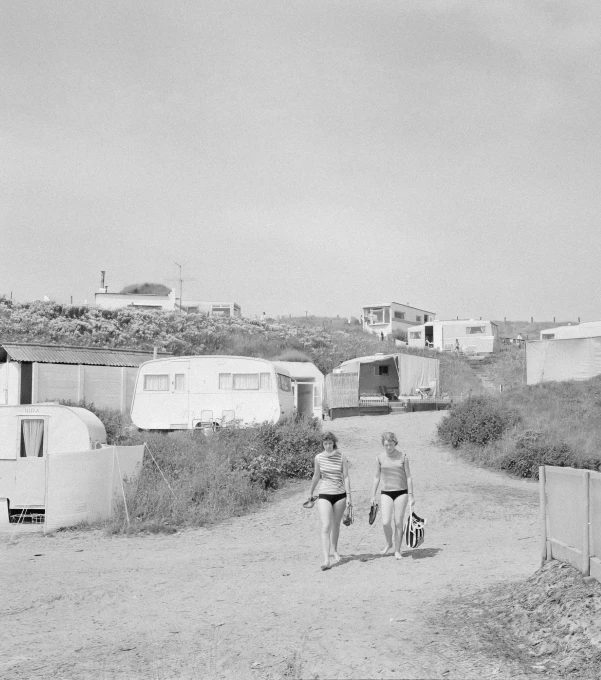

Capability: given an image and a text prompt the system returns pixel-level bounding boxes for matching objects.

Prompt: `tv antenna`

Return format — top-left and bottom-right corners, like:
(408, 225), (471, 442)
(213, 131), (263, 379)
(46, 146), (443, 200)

(166, 263), (197, 311)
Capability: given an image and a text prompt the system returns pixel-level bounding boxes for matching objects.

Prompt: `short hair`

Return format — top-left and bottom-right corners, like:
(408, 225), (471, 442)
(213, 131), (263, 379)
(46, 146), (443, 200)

(381, 431), (398, 445)
(322, 431), (338, 449)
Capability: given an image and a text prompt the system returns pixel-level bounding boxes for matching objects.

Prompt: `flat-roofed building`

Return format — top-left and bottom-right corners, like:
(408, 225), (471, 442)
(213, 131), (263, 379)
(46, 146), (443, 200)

(362, 302), (435, 337)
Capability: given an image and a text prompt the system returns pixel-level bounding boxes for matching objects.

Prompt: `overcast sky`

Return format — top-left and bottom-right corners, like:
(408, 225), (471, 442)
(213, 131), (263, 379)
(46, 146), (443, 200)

(2, 1), (600, 321)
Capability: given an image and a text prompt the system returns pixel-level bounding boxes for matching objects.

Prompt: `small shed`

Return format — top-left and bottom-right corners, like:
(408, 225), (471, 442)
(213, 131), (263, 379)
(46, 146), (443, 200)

(0, 404), (107, 514)
(272, 361), (324, 419)
(0, 343), (170, 413)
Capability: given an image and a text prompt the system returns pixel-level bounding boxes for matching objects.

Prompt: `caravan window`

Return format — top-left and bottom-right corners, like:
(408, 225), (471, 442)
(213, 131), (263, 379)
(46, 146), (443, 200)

(233, 374), (260, 390)
(394, 311), (405, 320)
(416, 316), (422, 323)
(277, 374), (292, 392)
(542, 333), (555, 340)
(466, 326), (486, 334)
(219, 373), (232, 389)
(260, 373), (272, 390)
(174, 374), (186, 391)
(20, 419), (45, 457)
(409, 331), (421, 339)
(144, 374), (169, 391)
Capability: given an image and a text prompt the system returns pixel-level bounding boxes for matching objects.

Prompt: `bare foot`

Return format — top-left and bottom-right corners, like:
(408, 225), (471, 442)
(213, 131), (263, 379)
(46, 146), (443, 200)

(394, 551), (403, 560)
(321, 562), (332, 571)
(381, 545), (393, 555)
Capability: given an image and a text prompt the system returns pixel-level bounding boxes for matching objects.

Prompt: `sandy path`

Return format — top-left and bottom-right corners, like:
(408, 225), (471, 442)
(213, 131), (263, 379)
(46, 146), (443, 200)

(1, 412), (541, 679)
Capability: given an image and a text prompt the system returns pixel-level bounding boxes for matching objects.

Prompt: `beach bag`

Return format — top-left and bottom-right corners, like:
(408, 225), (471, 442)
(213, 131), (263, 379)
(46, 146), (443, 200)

(342, 504), (354, 527)
(403, 502), (425, 549)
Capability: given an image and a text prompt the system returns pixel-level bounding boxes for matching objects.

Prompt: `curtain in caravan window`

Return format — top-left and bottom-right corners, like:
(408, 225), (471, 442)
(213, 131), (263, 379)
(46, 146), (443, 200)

(233, 374), (260, 390)
(21, 419), (44, 457)
(260, 373), (271, 390)
(144, 374), (169, 391)
(174, 374), (186, 391)
(219, 373), (232, 389)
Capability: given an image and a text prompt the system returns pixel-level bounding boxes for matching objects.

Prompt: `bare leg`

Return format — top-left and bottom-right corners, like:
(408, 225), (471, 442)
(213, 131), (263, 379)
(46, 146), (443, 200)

(330, 497), (347, 561)
(380, 493), (394, 554)
(393, 494), (409, 559)
(317, 499), (334, 569)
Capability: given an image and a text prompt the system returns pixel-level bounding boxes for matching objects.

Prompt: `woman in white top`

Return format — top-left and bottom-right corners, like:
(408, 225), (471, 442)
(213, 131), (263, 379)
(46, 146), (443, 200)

(370, 431), (414, 560)
(307, 431), (352, 571)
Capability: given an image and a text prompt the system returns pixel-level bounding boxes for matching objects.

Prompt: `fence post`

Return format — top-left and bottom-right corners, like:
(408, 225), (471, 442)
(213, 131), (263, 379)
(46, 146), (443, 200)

(583, 470), (590, 576)
(539, 466), (548, 566)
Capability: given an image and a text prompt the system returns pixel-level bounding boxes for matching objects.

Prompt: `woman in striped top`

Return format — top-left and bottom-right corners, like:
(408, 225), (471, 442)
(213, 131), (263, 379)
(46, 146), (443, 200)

(307, 431), (352, 570)
(370, 431), (414, 560)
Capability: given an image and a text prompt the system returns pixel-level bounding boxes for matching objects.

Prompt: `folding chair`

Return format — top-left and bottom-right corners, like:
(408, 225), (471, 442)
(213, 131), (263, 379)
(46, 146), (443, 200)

(199, 410), (214, 432)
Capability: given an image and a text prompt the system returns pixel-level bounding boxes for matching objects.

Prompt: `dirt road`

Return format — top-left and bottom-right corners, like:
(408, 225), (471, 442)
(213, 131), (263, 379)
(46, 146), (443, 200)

(2, 412), (541, 679)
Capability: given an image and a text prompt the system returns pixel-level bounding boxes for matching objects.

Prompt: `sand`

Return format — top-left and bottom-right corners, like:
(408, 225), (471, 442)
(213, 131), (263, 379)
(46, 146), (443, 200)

(1, 412), (542, 679)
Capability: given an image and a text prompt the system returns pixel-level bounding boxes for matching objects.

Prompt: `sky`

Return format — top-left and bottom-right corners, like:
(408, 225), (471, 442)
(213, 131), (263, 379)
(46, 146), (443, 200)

(2, 0), (601, 321)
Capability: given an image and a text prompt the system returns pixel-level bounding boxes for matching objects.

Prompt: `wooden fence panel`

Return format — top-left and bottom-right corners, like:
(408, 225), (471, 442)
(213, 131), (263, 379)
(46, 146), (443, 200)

(590, 471), (601, 582)
(545, 466), (587, 572)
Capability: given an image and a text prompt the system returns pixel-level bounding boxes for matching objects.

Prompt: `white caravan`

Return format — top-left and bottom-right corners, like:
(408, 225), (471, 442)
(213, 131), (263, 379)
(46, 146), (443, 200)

(0, 404), (107, 515)
(408, 319), (499, 355)
(130, 356), (295, 430)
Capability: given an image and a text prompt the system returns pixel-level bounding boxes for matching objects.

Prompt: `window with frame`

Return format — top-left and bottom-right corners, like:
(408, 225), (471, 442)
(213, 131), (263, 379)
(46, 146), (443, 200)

(277, 374), (292, 392)
(233, 373), (260, 390)
(394, 311), (405, 320)
(542, 333), (555, 340)
(409, 331), (421, 339)
(415, 315), (422, 323)
(466, 326), (486, 334)
(260, 373), (271, 390)
(174, 374), (186, 391)
(20, 419), (45, 457)
(144, 374), (169, 391)
(219, 373), (232, 389)
(374, 365), (389, 375)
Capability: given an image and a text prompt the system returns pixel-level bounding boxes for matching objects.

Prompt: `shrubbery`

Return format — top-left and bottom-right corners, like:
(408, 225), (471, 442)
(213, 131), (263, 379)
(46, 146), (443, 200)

(92, 413), (323, 532)
(437, 396), (520, 448)
(499, 430), (574, 479)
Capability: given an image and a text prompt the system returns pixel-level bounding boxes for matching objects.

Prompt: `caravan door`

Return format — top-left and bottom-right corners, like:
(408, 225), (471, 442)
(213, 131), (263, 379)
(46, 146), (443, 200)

(14, 415), (48, 508)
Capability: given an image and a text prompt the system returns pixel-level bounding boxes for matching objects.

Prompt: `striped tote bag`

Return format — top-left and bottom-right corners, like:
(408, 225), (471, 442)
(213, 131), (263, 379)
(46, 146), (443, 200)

(403, 502), (426, 549)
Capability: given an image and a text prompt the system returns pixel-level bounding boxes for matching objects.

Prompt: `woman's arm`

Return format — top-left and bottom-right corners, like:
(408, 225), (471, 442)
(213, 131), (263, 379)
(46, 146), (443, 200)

(404, 456), (414, 501)
(308, 456), (321, 498)
(342, 454), (352, 506)
(370, 457), (381, 504)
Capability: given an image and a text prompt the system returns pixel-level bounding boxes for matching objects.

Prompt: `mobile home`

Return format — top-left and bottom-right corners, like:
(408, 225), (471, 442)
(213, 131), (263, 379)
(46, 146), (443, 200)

(408, 320), (499, 355)
(130, 356), (295, 430)
(0, 404), (107, 515)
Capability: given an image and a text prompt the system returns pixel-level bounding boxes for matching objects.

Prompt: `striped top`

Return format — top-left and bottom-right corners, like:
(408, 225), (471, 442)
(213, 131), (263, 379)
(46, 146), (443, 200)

(377, 450), (408, 492)
(317, 450), (345, 494)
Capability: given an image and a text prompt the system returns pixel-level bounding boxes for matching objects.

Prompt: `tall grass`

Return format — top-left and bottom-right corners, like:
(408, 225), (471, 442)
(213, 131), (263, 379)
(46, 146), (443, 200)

(104, 416), (322, 533)
(437, 377), (601, 478)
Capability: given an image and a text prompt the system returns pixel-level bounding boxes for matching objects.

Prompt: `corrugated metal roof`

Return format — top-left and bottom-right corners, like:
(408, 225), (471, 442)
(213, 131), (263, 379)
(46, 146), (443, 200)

(0, 343), (170, 367)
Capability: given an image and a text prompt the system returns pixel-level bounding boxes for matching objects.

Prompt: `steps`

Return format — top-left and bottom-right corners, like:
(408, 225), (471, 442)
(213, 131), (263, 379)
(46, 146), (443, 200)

(467, 358), (498, 394)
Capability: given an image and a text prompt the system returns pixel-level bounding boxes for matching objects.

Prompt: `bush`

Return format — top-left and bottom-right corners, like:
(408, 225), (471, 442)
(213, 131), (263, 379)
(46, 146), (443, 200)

(437, 396), (520, 448)
(499, 430), (575, 479)
(105, 416), (323, 532)
(216, 415), (322, 488)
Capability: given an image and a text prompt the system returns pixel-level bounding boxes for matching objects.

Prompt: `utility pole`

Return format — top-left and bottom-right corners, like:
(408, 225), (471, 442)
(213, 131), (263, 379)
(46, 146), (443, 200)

(174, 262), (183, 311)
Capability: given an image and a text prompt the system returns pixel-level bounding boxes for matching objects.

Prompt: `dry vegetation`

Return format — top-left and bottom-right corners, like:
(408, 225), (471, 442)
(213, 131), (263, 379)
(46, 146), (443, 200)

(439, 561), (601, 678)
